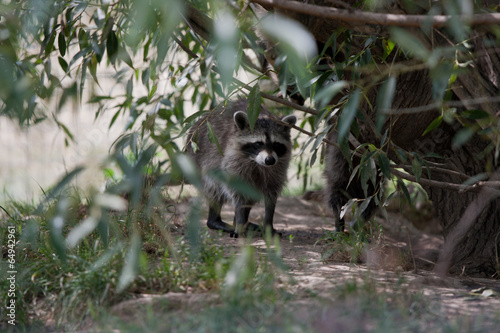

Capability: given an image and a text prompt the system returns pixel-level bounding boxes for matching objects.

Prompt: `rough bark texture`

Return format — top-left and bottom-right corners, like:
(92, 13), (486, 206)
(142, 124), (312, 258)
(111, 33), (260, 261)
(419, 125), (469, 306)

(269, 0), (500, 276)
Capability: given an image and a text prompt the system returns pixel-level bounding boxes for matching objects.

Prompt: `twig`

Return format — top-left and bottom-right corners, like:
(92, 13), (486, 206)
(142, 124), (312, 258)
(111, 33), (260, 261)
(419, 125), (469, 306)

(390, 167), (500, 193)
(392, 163), (471, 181)
(385, 95), (500, 114)
(250, 0), (500, 28)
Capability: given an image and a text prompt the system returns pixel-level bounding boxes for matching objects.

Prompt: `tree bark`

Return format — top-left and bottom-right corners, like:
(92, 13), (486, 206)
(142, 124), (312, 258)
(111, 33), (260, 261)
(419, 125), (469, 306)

(264, 0), (500, 277)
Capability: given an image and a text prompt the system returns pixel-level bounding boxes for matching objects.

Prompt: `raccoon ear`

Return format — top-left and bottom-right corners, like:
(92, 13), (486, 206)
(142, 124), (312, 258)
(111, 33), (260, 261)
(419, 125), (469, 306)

(234, 111), (249, 130)
(281, 114), (297, 127)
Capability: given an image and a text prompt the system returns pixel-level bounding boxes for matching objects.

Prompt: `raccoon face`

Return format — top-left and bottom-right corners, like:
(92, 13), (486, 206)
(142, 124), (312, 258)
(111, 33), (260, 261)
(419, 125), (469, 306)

(234, 111), (296, 167)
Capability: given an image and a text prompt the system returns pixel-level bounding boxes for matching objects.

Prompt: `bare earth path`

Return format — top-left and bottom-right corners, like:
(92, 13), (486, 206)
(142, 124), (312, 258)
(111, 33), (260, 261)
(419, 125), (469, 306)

(109, 195), (500, 331)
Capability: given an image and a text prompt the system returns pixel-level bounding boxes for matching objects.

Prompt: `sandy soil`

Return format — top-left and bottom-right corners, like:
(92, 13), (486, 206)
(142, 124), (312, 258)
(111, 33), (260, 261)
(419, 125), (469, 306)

(108, 194), (500, 329)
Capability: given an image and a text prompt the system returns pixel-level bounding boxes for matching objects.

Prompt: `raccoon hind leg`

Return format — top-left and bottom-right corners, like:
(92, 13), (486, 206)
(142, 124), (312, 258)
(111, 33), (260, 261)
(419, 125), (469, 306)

(206, 201), (234, 233)
(349, 188), (378, 231)
(230, 202), (261, 238)
(328, 190), (346, 233)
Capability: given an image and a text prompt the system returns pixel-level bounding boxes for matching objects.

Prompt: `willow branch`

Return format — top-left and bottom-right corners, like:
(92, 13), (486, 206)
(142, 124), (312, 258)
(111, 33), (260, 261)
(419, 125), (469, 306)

(392, 163), (471, 181)
(250, 0), (500, 28)
(390, 168), (500, 193)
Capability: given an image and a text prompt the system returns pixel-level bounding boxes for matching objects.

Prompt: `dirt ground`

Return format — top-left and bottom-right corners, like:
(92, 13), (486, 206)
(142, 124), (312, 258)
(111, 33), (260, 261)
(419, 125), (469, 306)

(109, 194), (500, 329)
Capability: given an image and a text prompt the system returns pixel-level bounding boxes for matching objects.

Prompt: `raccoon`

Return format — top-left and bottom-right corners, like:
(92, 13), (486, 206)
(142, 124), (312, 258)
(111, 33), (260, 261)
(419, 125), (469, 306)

(187, 100), (297, 237)
(324, 130), (378, 233)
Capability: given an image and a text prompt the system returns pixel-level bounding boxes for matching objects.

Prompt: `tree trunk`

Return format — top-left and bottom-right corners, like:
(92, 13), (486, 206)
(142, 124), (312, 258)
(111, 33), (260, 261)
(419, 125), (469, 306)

(267, 0), (500, 277)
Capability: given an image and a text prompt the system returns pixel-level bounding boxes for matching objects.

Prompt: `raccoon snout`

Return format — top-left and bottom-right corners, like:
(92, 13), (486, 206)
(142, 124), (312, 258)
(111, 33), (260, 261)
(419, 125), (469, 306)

(256, 151), (278, 166)
(265, 156), (276, 165)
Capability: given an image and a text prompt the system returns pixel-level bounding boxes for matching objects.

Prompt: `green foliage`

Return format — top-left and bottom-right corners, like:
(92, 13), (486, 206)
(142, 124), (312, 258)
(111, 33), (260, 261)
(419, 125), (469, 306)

(2, 0), (500, 330)
(319, 220), (385, 264)
(0, 191), (234, 330)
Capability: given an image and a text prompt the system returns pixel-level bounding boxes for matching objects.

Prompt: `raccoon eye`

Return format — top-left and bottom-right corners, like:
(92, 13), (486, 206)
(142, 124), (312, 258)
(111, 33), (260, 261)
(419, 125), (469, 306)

(273, 143), (287, 157)
(253, 141), (265, 148)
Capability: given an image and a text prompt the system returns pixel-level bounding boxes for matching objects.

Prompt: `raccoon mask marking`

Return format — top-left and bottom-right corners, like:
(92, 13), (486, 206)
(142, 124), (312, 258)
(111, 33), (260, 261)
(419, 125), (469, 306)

(233, 111), (296, 167)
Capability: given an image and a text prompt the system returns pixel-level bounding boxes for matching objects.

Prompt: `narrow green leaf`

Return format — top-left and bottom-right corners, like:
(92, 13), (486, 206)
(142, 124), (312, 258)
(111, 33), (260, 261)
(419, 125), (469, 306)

(339, 138), (352, 167)
(390, 28), (429, 60)
(109, 109), (121, 128)
(380, 129), (389, 148)
(338, 89), (361, 142)
(184, 110), (208, 125)
(314, 81), (347, 109)
(378, 153), (391, 179)
(382, 39), (395, 61)
(107, 30), (119, 64)
(213, 10), (239, 89)
(396, 148), (407, 162)
(210, 170), (262, 202)
(58, 56), (68, 72)
(44, 32), (56, 57)
(118, 48), (134, 69)
(247, 84), (261, 132)
(174, 153), (202, 189)
(412, 156), (422, 182)
(360, 163), (371, 197)
(452, 127), (476, 150)
(95, 193), (128, 211)
(309, 149), (318, 167)
(56, 120), (74, 141)
(93, 41), (105, 63)
(117, 231), (141, 292)
(260, 14), (317, 61)
(311, 126), (332, 152)
(397, 179), (412, 205)
(80, 59), (87, 103)
(347, 164), (361, 189)
(422, 116), (443, 136)
(424, 152), (445, 159)
(88, 55), (99, 85)
(78, 29), (89, 50)
(142, 68), (150, 87)
(358, 197), (372, 215)
(278, 61), (289, 99)
(37, 166), (84, 213)
(126, 75), (133, 98)
(384, 191), (397, 207)
(461, 173), (488, 187)
(207, 121), (223, 156)
(88, 95), (113, 103)
(461, 109), (490, 120)
(49, 199), (69, 262)
(91, 244), (124, 271)
(376, 76), (396, 133)
(66, 216), (98, 248)
(148, 84), (157, 100)
(58, 32), (66, 57)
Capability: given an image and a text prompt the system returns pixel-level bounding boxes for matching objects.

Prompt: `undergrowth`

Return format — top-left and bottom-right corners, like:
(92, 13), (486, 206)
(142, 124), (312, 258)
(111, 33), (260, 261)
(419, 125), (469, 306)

(0, 192), (236, 331)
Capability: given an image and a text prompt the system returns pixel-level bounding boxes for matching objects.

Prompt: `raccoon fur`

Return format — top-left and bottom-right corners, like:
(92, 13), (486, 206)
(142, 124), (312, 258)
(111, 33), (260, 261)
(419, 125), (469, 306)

(187, 100), (297, 237)
(324, 130), (378, 233)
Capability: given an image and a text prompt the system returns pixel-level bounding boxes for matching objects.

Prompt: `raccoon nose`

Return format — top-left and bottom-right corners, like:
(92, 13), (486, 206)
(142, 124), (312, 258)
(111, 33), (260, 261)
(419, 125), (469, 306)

(265, 156), (276, 165)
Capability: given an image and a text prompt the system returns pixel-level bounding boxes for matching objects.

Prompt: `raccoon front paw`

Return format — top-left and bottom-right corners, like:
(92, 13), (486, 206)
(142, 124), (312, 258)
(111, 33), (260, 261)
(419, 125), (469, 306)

(269, 229), (282, 238)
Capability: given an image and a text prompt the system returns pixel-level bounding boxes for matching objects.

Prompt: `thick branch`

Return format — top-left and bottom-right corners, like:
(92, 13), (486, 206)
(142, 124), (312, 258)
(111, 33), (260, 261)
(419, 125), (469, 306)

(250, 0), (500, 28)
